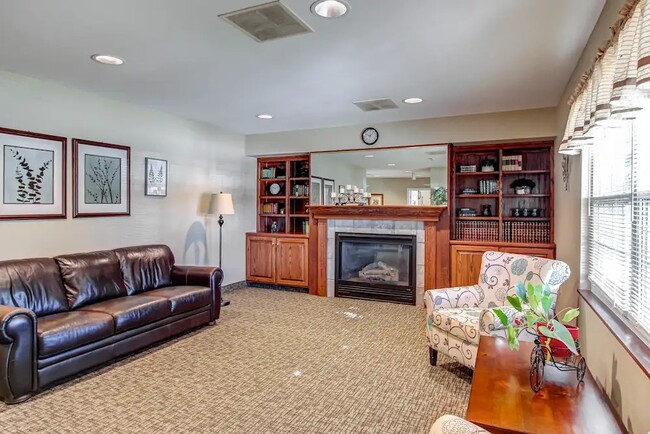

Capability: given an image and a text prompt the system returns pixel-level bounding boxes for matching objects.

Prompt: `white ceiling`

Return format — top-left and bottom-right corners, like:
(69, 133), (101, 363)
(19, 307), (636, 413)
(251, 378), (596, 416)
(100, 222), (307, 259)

(0, 0), (605, 135)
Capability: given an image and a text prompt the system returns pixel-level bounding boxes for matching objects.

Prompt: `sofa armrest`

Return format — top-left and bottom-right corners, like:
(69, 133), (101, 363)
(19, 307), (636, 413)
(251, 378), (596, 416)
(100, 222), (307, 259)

(171, 266), (223, 321)
(479, 306), (525, 334)
(424, 285), (485, 315)
(0, 305), (37, 404)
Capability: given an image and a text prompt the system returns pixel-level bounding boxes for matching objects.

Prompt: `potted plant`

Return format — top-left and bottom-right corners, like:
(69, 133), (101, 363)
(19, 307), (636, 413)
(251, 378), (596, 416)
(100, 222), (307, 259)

(494, 282), (580, 357)
(510, 178), (536, 195)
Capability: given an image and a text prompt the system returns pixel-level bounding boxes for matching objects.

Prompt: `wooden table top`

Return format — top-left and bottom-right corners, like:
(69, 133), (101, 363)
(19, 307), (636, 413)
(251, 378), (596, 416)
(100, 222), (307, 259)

(467, 336), (626, 434)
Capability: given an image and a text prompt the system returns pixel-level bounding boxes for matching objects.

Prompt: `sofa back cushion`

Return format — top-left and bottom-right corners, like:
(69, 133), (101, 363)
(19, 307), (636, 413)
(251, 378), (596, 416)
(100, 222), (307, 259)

(0, 258), (69, 316)
(114, 245), (175, 295)
(55, 250), (127, 309)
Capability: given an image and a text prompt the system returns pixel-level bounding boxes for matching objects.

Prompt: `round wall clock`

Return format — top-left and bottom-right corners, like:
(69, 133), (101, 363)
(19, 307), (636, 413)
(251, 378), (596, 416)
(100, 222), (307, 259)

(361, 127), (379, 145)
(269, 183), (281, 195)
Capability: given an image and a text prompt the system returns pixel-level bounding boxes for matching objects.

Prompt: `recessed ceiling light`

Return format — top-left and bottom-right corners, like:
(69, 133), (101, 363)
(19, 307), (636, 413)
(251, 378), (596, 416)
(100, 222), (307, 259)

(256, 114), (273, 119)
(387, 163), (396, 167)
(403, 97), (423, 104)
(311, 0), (349, 18)
(365, 154), (374, 158)
(91, 54), (124, 66)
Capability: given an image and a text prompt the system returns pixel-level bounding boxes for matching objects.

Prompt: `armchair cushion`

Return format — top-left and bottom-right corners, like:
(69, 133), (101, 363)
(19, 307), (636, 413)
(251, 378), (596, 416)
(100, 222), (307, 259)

(429, 308), (481, 345)
(479, 306), (525, 334)
(424, 285), (485, 313)
(430, 415), (491, 434)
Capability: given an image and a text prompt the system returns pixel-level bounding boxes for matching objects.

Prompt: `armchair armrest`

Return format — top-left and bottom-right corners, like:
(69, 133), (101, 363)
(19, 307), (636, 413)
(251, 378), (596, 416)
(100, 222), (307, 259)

(424, 285), (485, 315)
(0, 305), (37, 404)
(479, 306), (525, 334)
(171, 266), (223, 321)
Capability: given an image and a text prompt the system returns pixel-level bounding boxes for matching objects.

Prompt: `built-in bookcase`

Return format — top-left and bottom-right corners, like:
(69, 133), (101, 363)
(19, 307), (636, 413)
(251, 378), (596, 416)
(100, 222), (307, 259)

(450, 141), (554, 244)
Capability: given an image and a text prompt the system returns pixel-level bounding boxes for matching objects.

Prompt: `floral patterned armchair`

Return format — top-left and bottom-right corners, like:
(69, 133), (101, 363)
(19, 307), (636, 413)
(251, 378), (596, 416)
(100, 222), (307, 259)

(424, 251), (570, 369)
(429, 415), (491, 434)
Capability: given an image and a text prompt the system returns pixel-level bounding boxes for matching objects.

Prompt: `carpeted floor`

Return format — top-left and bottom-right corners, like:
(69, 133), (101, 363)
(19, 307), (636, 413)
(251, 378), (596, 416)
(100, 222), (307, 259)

(0, 287), (472, 434)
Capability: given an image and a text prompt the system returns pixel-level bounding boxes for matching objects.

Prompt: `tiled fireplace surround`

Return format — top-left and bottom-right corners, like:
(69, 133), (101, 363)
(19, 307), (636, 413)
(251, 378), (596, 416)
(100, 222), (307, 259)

(326, 220), (426, 305)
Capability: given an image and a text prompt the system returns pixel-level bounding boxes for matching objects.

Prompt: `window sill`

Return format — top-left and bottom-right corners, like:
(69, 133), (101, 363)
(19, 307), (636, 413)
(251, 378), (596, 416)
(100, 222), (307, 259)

(578, 289), (650, 378)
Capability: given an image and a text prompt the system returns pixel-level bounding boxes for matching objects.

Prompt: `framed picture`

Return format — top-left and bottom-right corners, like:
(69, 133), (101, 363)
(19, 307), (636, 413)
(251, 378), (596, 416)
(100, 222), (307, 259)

(0, 127), (67, 220)
(145, 157), (168, 197)
(73, 138), (130, 218)
(323, 178), (335, 205)
(370, 193), (384, 206)
(311, 176), (323, 205)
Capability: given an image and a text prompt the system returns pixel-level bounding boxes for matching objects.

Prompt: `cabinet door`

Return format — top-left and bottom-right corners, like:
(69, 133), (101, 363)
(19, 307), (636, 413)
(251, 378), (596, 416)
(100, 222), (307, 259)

(276, 238), (309, 287)
(500, 247), (555, 259)
(451, 245), (491, 287)
(246, 236), (276, 284)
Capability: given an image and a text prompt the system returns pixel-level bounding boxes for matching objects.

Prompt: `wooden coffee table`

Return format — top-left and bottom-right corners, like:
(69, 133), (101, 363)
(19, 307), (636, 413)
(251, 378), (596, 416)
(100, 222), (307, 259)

(466, 336), (625, 434)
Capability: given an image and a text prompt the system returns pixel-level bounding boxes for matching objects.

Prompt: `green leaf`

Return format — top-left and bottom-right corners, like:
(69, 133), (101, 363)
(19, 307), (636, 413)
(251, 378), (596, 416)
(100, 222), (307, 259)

(538, 325), (557, 340)
(541, 295), (553, 314)
(506, 325), (520, 351)
(515, 282), (527, 302)
(551, 319), (579, 355)
(525, 311), (537, 328)
(543, 285), (552, 297)
(494, 309), (509, 326)
(562, 308), (580, 323)
(506, 295), (522, 312)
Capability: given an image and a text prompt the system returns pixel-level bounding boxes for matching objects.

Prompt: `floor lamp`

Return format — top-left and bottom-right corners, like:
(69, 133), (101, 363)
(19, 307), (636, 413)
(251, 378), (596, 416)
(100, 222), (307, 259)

(208, 192), (235, 307)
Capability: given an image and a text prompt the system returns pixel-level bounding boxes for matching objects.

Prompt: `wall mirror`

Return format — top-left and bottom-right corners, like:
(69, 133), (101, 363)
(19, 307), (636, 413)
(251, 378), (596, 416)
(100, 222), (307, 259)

(311, 145), (448, 206)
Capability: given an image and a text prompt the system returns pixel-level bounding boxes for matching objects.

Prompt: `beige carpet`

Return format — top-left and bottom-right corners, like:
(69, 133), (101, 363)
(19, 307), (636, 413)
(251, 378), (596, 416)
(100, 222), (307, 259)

(0, 287), (471, 434)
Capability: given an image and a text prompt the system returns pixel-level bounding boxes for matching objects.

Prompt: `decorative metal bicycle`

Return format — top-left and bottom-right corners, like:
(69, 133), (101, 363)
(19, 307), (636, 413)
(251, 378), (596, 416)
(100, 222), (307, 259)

(529, 333), (587, 392)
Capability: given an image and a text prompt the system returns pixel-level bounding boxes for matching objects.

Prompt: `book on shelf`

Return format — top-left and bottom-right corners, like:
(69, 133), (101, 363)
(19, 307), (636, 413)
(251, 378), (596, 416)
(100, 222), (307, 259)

(260, 167), (285, 179)
(459, 165), (477, 173)
(478, 179), (499, 194)
(502, 155), (523, 171)
(454, 220), (499, 241)
(302, 220), (309, 235)
(502, 221), (550, 243)
(261, 203), (284, 215)
(292, 184), (309, 197)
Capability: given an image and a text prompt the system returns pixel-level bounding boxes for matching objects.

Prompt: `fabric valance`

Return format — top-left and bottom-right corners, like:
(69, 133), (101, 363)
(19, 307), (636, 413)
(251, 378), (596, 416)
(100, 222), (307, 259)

(560, 0), (650, 154)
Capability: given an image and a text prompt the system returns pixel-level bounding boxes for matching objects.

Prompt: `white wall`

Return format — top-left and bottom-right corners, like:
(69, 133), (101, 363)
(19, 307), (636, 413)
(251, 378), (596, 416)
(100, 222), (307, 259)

(366, 177), (430, 205)
(0, 71), (256, 285)
(555, 1), (650, 433)
(245, 108), (557, 155)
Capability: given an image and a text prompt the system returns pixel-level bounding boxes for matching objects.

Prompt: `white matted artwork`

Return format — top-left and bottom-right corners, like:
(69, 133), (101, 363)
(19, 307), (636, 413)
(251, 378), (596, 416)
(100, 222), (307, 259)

(0, 127), (66, 220)
(73, 138), (130, 217)
(145, 157), (167, 197)
(323, 178), (335, 205)
(311, 176), (323, 205)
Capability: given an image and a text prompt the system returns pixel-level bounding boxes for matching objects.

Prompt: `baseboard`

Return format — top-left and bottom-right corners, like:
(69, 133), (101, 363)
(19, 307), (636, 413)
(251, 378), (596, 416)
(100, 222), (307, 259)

(222, 281), (247, 293)
(246, 282), (309, 294)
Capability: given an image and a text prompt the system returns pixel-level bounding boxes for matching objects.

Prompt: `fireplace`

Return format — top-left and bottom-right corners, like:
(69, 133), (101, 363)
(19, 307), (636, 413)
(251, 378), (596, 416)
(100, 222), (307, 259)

(335, 233), (416, 305)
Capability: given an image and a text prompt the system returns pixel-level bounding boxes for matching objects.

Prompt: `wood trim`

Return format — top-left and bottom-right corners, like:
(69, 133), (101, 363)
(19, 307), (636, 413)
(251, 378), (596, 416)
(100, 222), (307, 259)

(72, 138), (131, 218)
(311, 143), (452, 154)
(424, 222), (437, 292)
(245, 232), (308, 239)
(579, 289), (650, 378)
(309, 205), (446, 222)
(449, 240), (556, 249)
(0, 126), (67, 220)
(316, 220), (327, 296)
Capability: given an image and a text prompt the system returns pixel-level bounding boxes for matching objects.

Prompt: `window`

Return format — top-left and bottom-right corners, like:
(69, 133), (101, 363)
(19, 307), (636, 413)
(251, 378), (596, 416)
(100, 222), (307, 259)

(585, 112), (650, 343)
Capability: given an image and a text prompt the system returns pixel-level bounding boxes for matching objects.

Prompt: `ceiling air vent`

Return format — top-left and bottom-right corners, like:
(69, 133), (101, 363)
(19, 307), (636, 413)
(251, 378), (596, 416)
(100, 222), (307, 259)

(353, 99), (399, 112)
(220, 1), (313, 43)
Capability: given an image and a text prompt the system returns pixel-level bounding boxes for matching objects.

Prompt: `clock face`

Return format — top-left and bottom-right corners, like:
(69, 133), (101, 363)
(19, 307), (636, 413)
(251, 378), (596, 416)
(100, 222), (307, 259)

(269, 183), (281, 195)
(362, 127), (378, 145)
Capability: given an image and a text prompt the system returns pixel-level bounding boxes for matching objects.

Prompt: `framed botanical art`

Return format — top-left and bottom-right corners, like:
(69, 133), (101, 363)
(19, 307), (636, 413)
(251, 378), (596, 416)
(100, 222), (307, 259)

(311, 176), (323, 205)
(73, 138), (130, 217)
(0, 127), (66, 220)
(370, 193), (384, 206)
(145, 157), (167, 197)
(323, 178), (335, 205)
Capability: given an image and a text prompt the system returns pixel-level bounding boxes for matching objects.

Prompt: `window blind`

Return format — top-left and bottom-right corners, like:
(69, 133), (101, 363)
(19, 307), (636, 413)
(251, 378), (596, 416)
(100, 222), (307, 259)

(587, 114), (650, 342)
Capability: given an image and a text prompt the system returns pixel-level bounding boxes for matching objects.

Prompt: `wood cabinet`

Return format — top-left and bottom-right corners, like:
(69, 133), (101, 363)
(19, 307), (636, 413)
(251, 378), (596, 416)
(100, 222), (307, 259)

(450, 242), (555, 286)
(246, 233), (309, 288)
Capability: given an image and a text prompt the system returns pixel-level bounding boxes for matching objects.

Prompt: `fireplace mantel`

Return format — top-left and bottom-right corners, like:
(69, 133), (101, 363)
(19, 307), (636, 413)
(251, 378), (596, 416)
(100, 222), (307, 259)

(308, 206), (450, 299)
(309, 205), (446, 222)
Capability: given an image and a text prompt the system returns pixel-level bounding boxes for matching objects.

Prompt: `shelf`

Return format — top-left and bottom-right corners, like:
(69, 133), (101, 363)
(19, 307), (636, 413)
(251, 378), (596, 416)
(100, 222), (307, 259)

(503, 217), (551, 222)
(259, 214), (287, 218)
(501, 170), (550, 175)
(289, 196), (310, 199)
(290, 177), (310, 181)
(457, 194), (499, 198)
(289, 214), (309, 218)
(456, 216), (500, 221)
(260, 196), (286, 200)
(502, 194), (550, 198)
(259, 178), (287, 182)
(456, 171), (499, 176)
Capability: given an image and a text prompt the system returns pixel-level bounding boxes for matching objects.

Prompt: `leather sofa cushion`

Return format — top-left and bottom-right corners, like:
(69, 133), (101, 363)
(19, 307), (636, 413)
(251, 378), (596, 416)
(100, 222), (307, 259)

(114, 245), (175, 295)
(0, 258), (69, 316)
(79, 295), (171, 333)
(55, 251), (128, 309)
(37, 311), (115, 357)
(145, 286), (211, 315)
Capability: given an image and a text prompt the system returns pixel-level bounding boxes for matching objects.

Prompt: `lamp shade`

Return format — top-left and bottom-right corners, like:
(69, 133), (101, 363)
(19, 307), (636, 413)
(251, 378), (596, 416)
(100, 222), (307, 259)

(208, 192), (235, 215)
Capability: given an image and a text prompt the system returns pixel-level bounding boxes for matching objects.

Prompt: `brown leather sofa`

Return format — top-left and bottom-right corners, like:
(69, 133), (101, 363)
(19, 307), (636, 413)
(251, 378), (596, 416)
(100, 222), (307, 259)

(0, 245), (222, 404)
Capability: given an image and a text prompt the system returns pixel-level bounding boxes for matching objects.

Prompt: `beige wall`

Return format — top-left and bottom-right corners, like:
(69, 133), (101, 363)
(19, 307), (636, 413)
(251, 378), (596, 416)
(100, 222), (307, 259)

(0, 71), (256, 285)
(366, 177), (435, 206)
(555, 1), (650, 433)
(245, 108), (557, 156)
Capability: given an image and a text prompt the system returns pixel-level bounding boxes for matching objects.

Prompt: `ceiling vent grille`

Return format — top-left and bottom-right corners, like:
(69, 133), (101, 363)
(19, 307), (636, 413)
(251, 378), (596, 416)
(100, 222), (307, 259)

(353, 99), (399, 112)
(220, 1), (313, 43)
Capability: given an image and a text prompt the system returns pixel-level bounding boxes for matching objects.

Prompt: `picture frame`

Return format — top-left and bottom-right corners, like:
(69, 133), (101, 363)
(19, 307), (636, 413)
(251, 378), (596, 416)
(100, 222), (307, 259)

(73, 138), (130, 218)
(323, 178), (335, 205)
(311, 176), (323, 205)
(370, 193), (384, 206)
(0, 127), (67, 220)
(145, 157), (168, 197)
